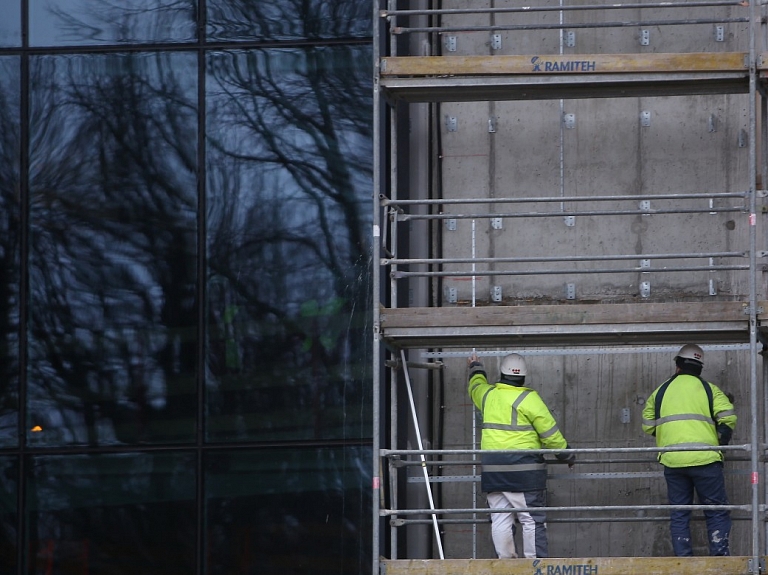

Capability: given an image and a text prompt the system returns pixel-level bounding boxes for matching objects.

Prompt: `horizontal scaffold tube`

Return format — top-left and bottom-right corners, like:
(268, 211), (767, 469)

(381, 444), (750, 456)
(393, 17), (748, 35)
(391, 264), (749, 278)
(383, 251), (746, 266)
(381, 1), (745, 18)
(397, 207), (745, 220)
(392, 514), (758, 526)
(380, 191), (749, 205)
(380, 503), (751, 516)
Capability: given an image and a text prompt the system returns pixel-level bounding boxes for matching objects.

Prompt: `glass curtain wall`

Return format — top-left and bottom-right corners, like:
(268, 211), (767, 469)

(0, 0), (373, 573)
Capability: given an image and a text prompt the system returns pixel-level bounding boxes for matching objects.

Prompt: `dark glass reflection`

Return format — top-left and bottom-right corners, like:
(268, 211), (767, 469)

(29, 0), (196, 47)
(205, 46), (373, 442)
(0, 457), (17, 574)
(207, 0), (372, 42)
(27, 452), (195, 575)
(0, 57), (20, 447)
(0, 1), (21, 47)
(205, 447), (372, 575)
(28, 53), (198, 447)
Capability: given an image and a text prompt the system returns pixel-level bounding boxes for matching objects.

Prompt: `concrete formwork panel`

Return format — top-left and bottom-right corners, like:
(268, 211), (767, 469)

(495, 0), (562, 57)
(434, 91), (751, 305)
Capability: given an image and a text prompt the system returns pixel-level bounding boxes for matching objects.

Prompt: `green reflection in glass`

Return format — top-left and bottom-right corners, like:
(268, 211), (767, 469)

(27, 52), (198, 448)
(205, 46), (373, 443)
(0, 456), (17, 574)
(27, 452), (195, 575)
(204, 447), (372, 575)
(0, 56), (20, 448)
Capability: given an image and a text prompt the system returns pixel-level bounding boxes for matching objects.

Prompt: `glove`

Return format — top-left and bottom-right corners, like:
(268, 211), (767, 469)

(717, 424), (733, 446)
(556, 447), (576, 466)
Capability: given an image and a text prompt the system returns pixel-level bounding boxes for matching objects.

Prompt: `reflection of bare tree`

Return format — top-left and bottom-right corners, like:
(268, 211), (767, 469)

(28, 52), (198, 446)
(208, 0), (371, 40)
(0, 58), (20, 444)
(40, 0), (195, 44)
(206, 44), (372, 441)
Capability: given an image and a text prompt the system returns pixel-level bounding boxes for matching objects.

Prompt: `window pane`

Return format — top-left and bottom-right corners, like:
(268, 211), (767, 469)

(0, 0), (21, 47)
(27, 452), (196, 575)
(207, 0), (372, 42)
(204, 447), (372, 575)
(0, 57), (20, 448)
(29, 0), (197, 47)
(205, 46), (373, 442)
(0, 456), (17, 574)
(28, 53), (198, 447)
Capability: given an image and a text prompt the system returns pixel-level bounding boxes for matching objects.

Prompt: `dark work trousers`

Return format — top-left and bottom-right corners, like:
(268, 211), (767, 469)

(663, 461), (731, 556)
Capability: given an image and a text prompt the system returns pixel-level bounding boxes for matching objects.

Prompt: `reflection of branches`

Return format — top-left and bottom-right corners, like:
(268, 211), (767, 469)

(44, 0), (195, 44)
(0, 58), (20, 439)
(208, 46), (371, 297)
(205, 45), (372, 440)
(208, 0), (371, 41)
(28, 52), (197, 446)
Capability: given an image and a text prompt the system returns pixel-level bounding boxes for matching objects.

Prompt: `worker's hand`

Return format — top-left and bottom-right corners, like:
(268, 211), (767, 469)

(467, 353), (480, 367)
(556, 446), (576, 468)
(717, 424), (733, 446)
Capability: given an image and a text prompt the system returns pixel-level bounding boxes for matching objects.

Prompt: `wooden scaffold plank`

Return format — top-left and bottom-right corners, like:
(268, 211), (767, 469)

(381, 557), (760, 575)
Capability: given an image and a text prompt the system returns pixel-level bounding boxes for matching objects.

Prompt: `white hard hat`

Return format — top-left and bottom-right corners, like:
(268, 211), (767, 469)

(500, 353), (527, 377)
(675, 344), (704, 365)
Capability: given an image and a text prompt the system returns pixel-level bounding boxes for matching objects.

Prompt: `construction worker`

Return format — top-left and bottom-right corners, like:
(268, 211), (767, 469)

(467, 352), (574, 559)
(642, 344), (737, 556)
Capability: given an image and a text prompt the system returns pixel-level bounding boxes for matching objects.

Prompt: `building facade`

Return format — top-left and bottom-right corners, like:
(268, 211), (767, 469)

(0, 1), (374, 573)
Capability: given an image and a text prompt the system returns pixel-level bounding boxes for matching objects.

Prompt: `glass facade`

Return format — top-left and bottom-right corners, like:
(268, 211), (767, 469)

(0, 1), (373, 573)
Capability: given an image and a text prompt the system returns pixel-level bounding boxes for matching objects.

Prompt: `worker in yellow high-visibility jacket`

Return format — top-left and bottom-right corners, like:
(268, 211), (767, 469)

(642, 344), (737, 556)
(468, 352), (574, 559)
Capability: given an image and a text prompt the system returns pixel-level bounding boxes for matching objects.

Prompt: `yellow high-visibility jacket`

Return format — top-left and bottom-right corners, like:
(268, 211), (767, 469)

(469, 367), (568, 492)
(642, 373), (736, 468)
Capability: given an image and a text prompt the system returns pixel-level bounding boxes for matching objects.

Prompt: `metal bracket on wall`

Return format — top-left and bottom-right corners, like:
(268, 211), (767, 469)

(708, 114), (718, 133)
(620, 408), (630, 424)
(639, 200), (651, 213)
(488, 116), (497, 133)
(564, 30), (576, 47)
(640, 281), (651, 298)
(640, 29), (650, 46)
(445, 286), (458, 304)
(445, 218), (457, 231)
(564, 215), (575, 227)
(714, 25), (725, 42)
(445, 116), (457, 132)
(491, 33), (502, 51)
(563, 113), (576, 129)
(491, 218), (503, 230)
(738, 129), (748, 148)
(566, 283), (576, 300)
(491, 286), (502, 302)
(640, 111), (651, 127)
(444, 35), (457, 52)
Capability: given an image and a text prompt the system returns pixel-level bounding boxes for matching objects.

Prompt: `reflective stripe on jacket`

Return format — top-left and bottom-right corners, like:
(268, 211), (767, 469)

(469, 367), (568, 492)
(642, 373), (737, 468)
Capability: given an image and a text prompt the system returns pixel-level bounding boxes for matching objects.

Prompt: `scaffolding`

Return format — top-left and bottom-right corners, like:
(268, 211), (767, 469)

(373, 0), (768, 573)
